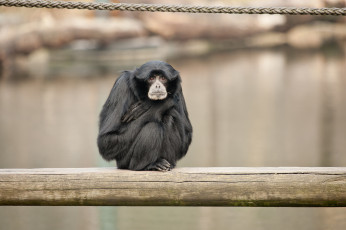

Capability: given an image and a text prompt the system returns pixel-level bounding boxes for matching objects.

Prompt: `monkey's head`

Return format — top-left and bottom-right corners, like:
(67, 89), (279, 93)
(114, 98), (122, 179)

(146, 71), (168, 100)
(133, 61), (181, 101)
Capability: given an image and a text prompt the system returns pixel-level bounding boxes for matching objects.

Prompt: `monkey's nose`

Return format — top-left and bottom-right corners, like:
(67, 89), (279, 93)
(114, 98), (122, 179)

(156, 84), (160, 89)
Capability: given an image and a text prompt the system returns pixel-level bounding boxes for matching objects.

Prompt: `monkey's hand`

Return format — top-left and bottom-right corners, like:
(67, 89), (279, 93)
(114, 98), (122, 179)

(121, 101), (150, 123)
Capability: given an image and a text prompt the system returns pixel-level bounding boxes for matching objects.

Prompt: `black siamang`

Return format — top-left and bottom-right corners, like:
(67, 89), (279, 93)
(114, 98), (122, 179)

(97, 61), (192, 171)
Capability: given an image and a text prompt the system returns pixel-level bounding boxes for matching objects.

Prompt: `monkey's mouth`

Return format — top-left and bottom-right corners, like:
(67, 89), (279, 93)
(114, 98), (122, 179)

(148, 92), (167, 100)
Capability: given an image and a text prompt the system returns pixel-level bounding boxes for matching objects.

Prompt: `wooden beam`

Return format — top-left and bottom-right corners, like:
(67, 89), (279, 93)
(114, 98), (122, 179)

(0, 167), (345, 207)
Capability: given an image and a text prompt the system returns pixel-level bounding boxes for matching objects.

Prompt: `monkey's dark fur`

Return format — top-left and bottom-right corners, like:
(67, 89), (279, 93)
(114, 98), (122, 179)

(97, 61), (192, 171)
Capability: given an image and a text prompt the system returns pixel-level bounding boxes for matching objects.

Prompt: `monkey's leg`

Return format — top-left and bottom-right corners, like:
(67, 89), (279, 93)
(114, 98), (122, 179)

(128, 122), (162, 171)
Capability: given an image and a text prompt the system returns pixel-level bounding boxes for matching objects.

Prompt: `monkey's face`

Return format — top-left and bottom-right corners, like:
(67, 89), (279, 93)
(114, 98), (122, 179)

(147, 74), (168, 100)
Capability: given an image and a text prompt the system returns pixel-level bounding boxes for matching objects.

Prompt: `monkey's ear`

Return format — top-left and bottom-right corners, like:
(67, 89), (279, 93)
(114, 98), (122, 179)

(167, 70), (181, 81)
(160, 62), (180, 82)
(133, 68), (147, 81)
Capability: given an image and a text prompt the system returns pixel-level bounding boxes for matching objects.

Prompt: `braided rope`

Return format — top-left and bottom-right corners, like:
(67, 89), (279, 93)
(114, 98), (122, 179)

(0, 0), (345, 16)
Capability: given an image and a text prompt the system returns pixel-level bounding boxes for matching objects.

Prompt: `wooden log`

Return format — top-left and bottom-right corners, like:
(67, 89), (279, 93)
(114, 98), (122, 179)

(0, 167), (345, 207)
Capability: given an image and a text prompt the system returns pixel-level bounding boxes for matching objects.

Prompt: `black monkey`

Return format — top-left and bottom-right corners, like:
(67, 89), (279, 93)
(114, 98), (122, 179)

(97, 61), (192, 171)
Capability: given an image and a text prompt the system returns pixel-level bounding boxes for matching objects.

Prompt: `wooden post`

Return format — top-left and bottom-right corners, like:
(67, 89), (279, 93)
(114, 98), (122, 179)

(0, 167), (345, 206)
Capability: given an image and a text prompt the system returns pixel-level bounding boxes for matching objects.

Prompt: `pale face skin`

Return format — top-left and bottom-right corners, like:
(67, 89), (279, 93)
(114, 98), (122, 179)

(147, 75), (168, 100)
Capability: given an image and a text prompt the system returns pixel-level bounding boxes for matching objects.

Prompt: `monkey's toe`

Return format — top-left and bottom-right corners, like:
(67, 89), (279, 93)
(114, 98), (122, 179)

(155, 159), (171, 171)
(145, 159), (171, 171)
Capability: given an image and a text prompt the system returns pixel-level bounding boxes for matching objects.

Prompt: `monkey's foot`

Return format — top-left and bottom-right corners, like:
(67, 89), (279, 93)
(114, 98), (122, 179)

(145, 159), (172, 172)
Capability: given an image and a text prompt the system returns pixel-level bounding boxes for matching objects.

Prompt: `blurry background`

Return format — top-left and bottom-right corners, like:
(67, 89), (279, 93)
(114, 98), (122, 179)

(0, 0), (346, 229)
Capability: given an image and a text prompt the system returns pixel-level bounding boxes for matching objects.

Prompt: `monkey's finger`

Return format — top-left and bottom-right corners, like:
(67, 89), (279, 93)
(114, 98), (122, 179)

(155, 160), (171, 171)
(121, 101), (144, 122)
(128, 101), (146, 114)
(155, 163), (168, 171)
(123, 103), (150, 122)
(132, 109), (147, 120)
(160, 159), (171, 168)
(121, 115), (128, 122)
(122, 111), (139, 123)
(155, 165), (169, 171)
(132, 101), (143, 108)
(121, 113), (132, 123)
(132, 105), (150, 119)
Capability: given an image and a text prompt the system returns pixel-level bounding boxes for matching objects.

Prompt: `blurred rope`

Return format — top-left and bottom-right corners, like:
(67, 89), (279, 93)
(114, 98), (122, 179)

(0, 0), (345, 16)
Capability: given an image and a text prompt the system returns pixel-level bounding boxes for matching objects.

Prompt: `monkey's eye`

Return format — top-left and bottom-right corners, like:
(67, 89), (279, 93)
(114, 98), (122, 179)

(160, 76), (167, 83)
(148, 76), (155, 81)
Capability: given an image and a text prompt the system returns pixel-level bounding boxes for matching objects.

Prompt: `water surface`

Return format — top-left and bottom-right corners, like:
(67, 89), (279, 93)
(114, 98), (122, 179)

(0, 47), (345, 230)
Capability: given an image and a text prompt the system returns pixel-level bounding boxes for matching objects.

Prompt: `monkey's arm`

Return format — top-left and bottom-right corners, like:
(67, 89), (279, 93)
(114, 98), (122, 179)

(121, 101), (151, 123)
(97, 72), (138, 161)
